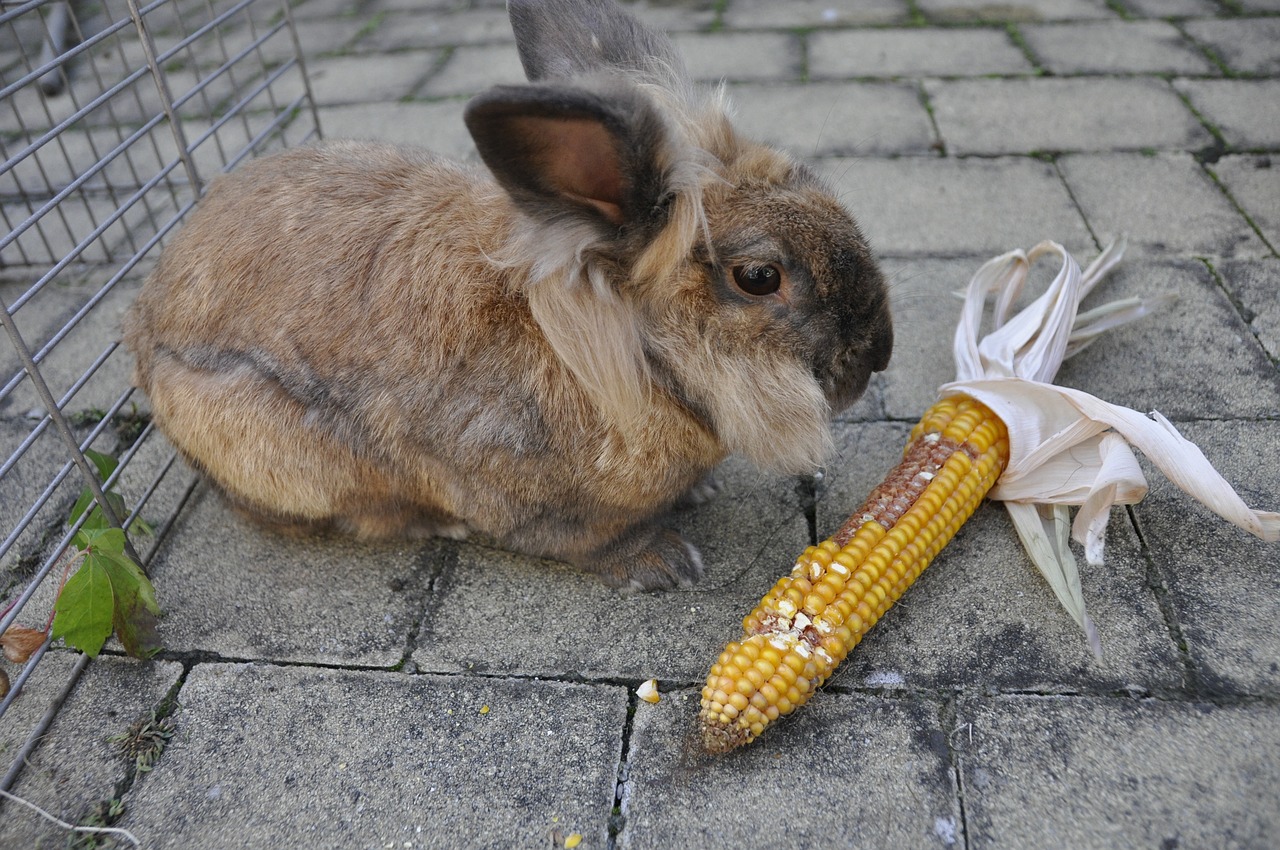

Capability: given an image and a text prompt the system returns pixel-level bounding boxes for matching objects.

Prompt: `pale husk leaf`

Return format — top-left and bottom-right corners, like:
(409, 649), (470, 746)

(942, 238), (1279, 652)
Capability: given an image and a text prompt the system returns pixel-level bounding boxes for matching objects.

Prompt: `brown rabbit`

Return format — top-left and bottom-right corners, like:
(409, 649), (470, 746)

(123, 0), (892, 590)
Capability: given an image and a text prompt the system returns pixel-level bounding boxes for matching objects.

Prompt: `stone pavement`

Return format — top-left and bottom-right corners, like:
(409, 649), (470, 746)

(2, 0), (1279, 847)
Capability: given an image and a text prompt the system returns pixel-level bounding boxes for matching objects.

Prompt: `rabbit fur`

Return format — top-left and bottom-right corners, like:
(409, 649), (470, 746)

(123, 0), (893, 591)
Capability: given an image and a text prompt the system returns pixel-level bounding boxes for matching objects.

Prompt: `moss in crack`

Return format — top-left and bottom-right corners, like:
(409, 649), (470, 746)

(108, 709), (176, 776)
(67, 797), (126, 849)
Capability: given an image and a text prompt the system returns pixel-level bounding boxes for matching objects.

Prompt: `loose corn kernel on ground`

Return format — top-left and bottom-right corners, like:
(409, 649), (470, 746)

(699, 395), (1009, 753)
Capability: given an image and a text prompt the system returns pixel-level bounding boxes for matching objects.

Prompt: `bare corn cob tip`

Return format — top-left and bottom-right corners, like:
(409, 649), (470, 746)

(698, 395), (1010, 753)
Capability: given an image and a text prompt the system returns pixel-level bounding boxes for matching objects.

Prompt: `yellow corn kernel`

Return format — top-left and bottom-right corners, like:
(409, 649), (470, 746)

(698, 395), (1009, 754)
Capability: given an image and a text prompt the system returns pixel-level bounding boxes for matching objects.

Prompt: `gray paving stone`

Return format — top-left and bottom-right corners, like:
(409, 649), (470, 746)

(349, 8), (514, 52)
(1019, 20), (1216, 74)
(1054, 257), (1280, 418)
(670, 31), (801, 83)
(875, 253), (1280, 421)
(620, 688), (960, 848)
(957, 695), (1280, 850)
(1213, 258), (1280, 364)
(926, 78), (1212, 155)
(809, 27), (1033, 79)
(0, 654), (182, 850)
(143, 488), (429, 666)
(723, 0), (910, 28)
(1183, 17), (1280, 75)
(316, 100), (479, 161)
(875, 255), (993, 419)
(188, 17), (358, 67)
(1212, 154), (1280, 255)
(413, 457), (809, 682)
(1121, 0), (1222, 15)
(1238, 0), (1280, 10)
(816, 156), (1093, 257)
(418, 42), (527, 95)
(1135, 420), (1280, 697)
(1174, 79), (1280, 150)
(0, 271), (147, 418)
(0, 415), (85, 564)
(1059, 152), (1268, 259)
(916, 0), (1118, 22)
(290, 0), (467, 19)
(615, 0), (720, 32)
(815, 421), (1184, 694)
(305, 50), (441, 105)
(118, 663), (627, 849)
(727, 81), (937, 157)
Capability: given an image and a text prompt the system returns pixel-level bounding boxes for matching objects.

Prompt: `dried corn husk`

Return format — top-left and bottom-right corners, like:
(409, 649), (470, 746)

(943, 238), (1279, 655)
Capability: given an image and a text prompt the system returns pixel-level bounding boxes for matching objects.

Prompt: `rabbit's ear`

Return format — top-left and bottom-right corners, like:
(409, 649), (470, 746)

(465, 82), (669, 232)
(507, 0), (686, 83)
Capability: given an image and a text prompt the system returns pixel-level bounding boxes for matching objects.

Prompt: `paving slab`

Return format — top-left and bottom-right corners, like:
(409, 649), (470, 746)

(875, 254), (1280, 421)
(1058, 152), (1269, 259)
(143, 487), (430, 666)
(418, 42), (527, 95)
(926, 77), (1212, 155)
(727, 81), (937, 157)
(609, 0), (720, 32)
(1052, 256), (1280, 418)
(816, 157), (1093, 258)
(1210, 154), (1280, 254)
(0, 416), (88, 575)
(0, 272), (146, 418)
(412, 456), (809, 682)
(1133, 420), (1280, 697)
(957, 695), (1280, 850)
(1183, 17), (1280, 75)
(316, 100), (479, 160)
(816, 421), (1184, 695)
(809, 27), (1033, 78)
(723, 0), (909, 28)
(290, 0), (467, 19)
(1019, 20), (1217, 74)
(916, 0), (1118, 22)
(1122, 0), (1222, 15)
(670, 31), (802, 83)
(305, 50), (442, 105)
(1212, 258), (1280, 364)
(349, 8), (515, 52)
(0, 654), (183, 849)
(621, 688), (960, 848)
(118, 663), (628, 850)
(1173, 79), (1280, 150)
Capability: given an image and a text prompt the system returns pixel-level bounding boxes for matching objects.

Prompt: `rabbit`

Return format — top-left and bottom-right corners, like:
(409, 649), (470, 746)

(123, 0), (893, 591)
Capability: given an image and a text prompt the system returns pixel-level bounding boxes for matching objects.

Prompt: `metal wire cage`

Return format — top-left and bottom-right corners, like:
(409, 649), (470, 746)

(0, 0), (320, 790)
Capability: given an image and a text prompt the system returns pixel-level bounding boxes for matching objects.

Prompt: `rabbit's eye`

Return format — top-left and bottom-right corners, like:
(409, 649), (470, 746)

(732, 264), (783, 297)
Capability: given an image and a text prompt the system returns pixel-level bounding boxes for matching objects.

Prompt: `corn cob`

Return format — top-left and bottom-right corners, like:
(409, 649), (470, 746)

(699, 395), (1010, 753)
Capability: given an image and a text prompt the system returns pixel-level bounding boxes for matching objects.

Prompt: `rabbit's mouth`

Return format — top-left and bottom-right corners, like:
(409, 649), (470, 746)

(819, 309), (893, 413)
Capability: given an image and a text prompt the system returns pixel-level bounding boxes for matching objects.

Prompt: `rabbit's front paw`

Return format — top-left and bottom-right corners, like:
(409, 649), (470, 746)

(590, 525), (705, 591)
(674, 473), (721, 509)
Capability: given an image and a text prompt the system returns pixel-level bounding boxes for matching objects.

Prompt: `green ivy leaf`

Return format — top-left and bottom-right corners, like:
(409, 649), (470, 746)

(69, 487), (95, 528)
(84, 448), (119, 482)
(52, 530), (163, 659)
(51, 555), (114, 657)
(57, 453), (164, 659)
(101, 549), (162, 659)
(76, 526), (127, 556)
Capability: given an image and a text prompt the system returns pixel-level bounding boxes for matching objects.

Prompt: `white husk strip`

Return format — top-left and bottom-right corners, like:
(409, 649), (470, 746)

(941, 238), (1280, 657)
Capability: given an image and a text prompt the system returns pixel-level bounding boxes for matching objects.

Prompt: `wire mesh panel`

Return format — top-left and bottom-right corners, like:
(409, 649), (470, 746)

(0, 0), (319, 790)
